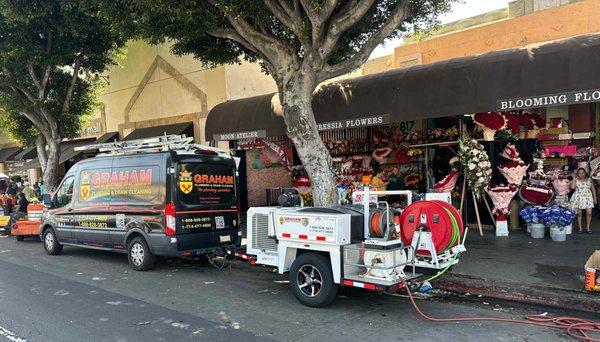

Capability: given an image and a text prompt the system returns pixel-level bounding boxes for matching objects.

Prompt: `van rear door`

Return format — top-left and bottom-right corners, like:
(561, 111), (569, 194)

(174, 160), (239, 251)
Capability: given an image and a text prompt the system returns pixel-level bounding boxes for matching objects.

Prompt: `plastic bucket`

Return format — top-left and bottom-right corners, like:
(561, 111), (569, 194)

(527, 223), (532, 234)
(530, 223), (545, 239)
(550, 226), (566, 242)
(564, 224), (572, 235)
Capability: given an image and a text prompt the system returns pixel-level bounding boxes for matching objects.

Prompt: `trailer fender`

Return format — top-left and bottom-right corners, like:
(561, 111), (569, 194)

(277, 241), (342, 284)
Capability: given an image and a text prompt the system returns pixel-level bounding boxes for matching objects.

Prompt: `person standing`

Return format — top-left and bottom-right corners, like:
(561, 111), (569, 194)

(570, 168), (597, 234)
(4, 192), (28, 234)
(39, 180), (46, 197)
(22, 181), (38, 202)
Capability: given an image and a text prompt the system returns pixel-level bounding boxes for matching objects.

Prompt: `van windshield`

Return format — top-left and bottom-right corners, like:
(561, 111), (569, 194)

(176, 163), (236, 207)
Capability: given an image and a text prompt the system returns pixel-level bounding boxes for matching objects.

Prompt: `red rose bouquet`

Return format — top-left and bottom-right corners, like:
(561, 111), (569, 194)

(473, 112), (506, 130)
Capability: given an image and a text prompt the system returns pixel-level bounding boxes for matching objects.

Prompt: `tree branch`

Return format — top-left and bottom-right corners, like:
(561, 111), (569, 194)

(206, 0), (291, 68)
(320, 0), (377, 60)
(61, 55), (82, 115)
(208, 28), (259, 54)
(321, 0), (409, 79)
(262, 0), (305, 41)
(299, 0), (338, 45)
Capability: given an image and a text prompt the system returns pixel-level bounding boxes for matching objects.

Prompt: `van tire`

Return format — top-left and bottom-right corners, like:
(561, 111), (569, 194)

(127, 237), (155, 271)
(43, 228), (63, 255)
(289, 252), (338, 308)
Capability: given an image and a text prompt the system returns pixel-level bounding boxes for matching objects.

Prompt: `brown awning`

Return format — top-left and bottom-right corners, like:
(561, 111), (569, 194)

(12, 146), (37, 161)
(22, 138), (95, 170)
(0, 147), (22, 162)
(123, 122), (194, 141)
(95, 131), (119, 144)
(205, 33), (600, 140)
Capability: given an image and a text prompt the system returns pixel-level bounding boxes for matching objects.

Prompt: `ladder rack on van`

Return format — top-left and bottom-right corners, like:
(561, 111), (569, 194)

(74, 134), (231, 158)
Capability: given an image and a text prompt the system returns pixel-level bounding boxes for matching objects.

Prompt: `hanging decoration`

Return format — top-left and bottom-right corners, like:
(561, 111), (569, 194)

(458, 135), (492, 198)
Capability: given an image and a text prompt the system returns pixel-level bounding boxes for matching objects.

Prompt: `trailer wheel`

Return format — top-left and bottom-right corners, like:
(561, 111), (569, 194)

(289, 252), (338, 307)
(16, 235), (24, 241)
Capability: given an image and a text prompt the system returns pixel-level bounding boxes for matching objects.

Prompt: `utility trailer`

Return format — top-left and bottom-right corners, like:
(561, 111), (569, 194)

(231, 188), (467, 307)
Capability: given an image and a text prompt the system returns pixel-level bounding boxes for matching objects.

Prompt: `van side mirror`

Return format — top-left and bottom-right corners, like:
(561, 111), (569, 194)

(43, 194), (53, 208)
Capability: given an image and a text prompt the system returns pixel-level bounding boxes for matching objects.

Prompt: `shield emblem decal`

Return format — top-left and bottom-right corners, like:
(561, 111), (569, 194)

(80, 184), (90, 200)
(179, 169), (193, 194)
(180, 181), (193, 194)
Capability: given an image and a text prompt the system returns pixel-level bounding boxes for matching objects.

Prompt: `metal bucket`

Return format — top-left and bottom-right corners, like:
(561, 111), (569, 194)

(550, 226), (566, 242)
(530, 223), (545, 239)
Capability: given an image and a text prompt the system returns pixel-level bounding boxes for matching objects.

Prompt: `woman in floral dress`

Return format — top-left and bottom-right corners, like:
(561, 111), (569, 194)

(570, 168), (597, 233)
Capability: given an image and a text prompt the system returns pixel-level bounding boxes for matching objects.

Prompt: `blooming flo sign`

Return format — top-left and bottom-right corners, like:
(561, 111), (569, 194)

(458, 135), (491, 198)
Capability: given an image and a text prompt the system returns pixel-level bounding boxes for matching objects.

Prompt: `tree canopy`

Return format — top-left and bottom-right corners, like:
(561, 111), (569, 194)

(96, 0), (455, 205)
(0, 0), (126, 186)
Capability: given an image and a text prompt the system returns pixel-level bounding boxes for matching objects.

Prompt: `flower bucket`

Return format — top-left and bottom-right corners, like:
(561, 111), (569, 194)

(482, 128), (496, 141)
(550, 226), (566, 242)
(530, 223), (545, 239)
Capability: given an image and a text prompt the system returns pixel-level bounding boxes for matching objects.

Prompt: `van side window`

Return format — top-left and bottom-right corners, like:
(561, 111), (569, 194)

(55, 176), (75, 208)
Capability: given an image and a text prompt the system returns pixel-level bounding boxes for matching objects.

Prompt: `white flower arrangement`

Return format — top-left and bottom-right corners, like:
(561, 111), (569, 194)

(458, 135), (491, 198)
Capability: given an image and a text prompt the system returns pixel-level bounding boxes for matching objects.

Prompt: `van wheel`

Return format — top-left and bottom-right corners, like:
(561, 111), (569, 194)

(128, 237), (155, 271)
(16, 235), (24, 241)
(289, 252), (338, 308)
(43, 228), (63, 255)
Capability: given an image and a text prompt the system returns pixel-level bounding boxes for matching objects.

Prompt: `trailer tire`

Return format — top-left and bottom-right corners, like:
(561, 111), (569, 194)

(16, 235), (24, 241)
(290, 252), (338, 307)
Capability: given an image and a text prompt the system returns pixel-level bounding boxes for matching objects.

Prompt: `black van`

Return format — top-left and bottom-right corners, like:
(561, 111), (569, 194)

(40, 139), (241, 270)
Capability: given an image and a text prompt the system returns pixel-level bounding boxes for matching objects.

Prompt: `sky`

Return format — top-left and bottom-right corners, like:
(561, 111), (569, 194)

(370, 0), (511, 59)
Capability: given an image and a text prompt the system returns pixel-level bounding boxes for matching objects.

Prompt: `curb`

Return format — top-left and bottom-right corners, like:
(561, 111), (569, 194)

(435, 273), (600, 314)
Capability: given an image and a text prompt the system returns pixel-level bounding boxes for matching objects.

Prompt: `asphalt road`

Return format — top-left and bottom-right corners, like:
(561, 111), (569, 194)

(0, 235), (578, 341)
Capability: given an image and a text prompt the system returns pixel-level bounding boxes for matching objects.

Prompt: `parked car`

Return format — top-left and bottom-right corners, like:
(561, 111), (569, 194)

(40, 138), (241, 270)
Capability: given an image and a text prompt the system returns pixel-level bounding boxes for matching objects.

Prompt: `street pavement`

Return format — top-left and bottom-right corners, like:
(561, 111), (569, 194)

(0, 236), (578, 341)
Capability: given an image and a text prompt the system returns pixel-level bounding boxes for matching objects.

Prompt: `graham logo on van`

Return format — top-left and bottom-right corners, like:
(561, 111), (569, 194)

(193, 174), (234, 185)
(91, 169), (153, 187)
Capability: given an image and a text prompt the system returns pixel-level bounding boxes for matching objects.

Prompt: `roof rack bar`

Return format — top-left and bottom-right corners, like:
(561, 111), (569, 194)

(73, 134), (233, 159)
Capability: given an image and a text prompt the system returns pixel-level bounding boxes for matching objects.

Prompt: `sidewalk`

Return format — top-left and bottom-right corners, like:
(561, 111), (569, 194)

(434, 228), (600, 313)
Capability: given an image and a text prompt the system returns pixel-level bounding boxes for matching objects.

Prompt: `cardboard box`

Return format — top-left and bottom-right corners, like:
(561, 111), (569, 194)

(584, 251), (600, 291)
(540, 127), (569, 135)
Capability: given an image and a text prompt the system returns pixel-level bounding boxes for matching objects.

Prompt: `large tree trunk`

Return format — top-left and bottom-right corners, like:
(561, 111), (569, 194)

(36, 135), (48, 172)
(43, 137), (60, 190)
(280, 74), (338, 206)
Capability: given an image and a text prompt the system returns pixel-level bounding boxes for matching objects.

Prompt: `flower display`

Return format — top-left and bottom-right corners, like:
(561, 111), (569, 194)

(473, 112), (506, 131)
(519, 205), (545, 224)
(551, 178), (571, 196)
(407, 148), (423, 158)
(519, 185), (553, 205)
(538, 206), (576, 227)
(372, 147), (392, 164)
(486, 185), (518, 216)
(500, 143), (520, 161)
(444, 126), (459, 140)
(432, 170), (460, 193)
(498, 161), (529, 185)
(458, 135), (492, 197)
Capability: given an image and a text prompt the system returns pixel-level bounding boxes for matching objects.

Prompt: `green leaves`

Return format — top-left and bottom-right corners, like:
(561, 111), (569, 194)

(0, 0), (126, 147)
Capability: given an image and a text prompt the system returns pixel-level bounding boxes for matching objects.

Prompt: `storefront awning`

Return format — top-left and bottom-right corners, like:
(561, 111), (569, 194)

(95, 131), (120, 144)
(11, 146), (37, 161)
(123, 122), (194, 141)
(22, 138), (96, 170)
(0, 147), (22, 162)
(206, 33), (600, 140)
